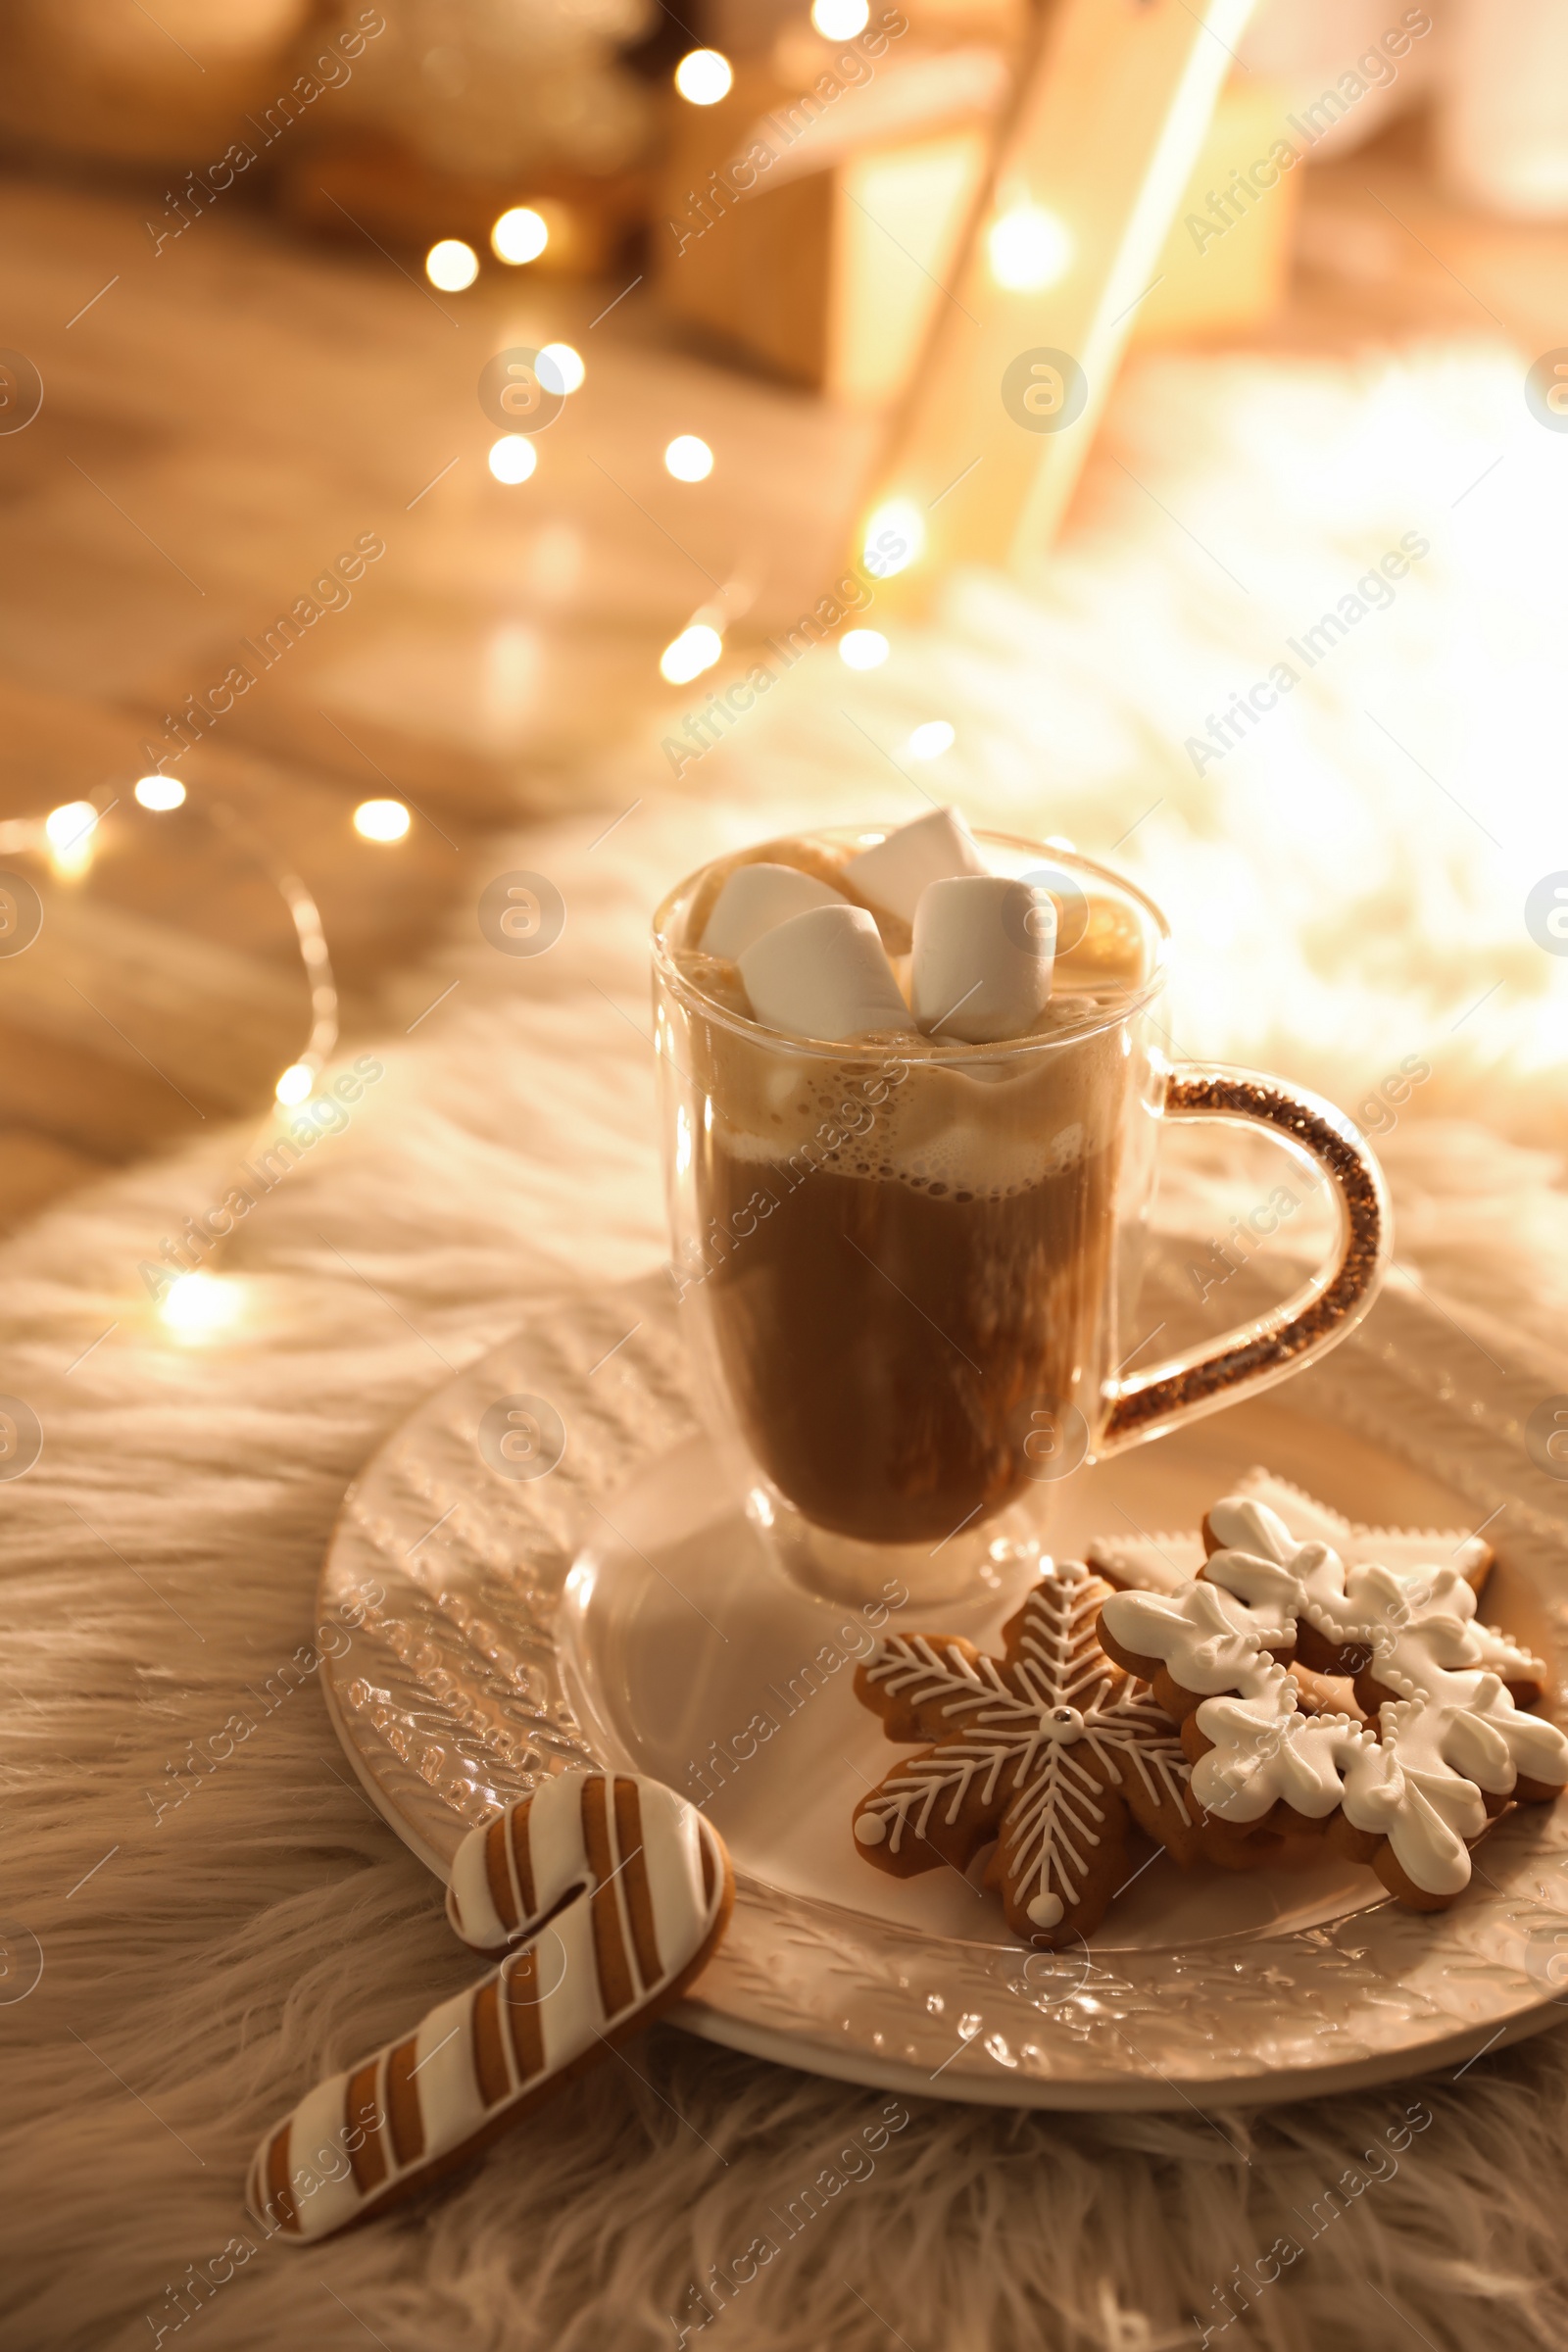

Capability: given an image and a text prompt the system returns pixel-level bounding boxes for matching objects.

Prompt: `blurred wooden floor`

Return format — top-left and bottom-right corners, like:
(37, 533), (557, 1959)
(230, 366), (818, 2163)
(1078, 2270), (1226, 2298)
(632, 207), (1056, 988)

(0, 159), (873, 1225)
(2, 112), (1566, 1230)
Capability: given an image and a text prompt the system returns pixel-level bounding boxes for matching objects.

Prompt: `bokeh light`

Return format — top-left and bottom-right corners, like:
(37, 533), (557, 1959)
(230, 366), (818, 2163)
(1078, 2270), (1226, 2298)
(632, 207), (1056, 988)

(663, 434), (714, 482)
(908, 720), (956, 759)
(161, 1273), (242, 1339)
(45, 801), (100, 871)
(811, 0), (869, 32)
(492, 208), (548, 265)
(660, 623), (723, 684)
(862, 499), (924, 577)
(354, 799), (412, 842)
(134, 774), (185, 810)
(987, 205), (1074, 293)
(425, 239), (480, 291)
(539, 341), (585, 393)
(45, 800), (98, 850)
(488, 435), (538, 484)
(839, 629), (889, 670)
(674, 49), (733, 105)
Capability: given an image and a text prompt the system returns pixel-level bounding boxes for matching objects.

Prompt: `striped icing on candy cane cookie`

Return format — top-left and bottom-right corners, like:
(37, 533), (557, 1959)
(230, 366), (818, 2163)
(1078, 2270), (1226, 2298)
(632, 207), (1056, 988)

(248, 1771), (732, 2243)
(444, 1764), (695, 1961)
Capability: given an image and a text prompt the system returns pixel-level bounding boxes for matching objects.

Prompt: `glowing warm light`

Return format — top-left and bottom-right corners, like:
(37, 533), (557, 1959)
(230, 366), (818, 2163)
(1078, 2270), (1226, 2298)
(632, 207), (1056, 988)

(538, 341), (584, 393)
(134, 773), (185, 810)
(862, 499), (924, 578)
(46, 800), (98, 851)
(987, 204), (1074, 293)
(674, 48), (732, 105)
(274, 1062), (314, 1105)
(811, 0), (869, 30)
(488, 435), (538, 484)
(425, 239), (479, 291)
(909, 720), (955, 759)
(660, 624), (723, 685)
(491, 207), (548, 265)
(354, 799), (412, 842)
(663, 434), (713, 482)
(839, 629), (889, 670)
(46, 800), (100, 872)
(161, 1273), (242, 1338)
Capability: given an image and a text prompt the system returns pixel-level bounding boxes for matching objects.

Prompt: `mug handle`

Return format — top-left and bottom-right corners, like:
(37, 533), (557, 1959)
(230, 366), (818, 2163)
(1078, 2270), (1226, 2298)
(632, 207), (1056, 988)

(1100, 1064), (1392, 1453)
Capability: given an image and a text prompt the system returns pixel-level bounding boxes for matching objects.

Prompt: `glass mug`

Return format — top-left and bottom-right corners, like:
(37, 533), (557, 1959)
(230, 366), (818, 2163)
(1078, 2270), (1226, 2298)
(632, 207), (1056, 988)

(652, 827), (1390, 1606)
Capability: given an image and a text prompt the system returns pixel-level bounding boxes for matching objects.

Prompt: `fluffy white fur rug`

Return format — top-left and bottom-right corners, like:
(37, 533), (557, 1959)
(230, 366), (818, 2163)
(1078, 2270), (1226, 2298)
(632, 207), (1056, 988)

(6, 344), (1568, 2352)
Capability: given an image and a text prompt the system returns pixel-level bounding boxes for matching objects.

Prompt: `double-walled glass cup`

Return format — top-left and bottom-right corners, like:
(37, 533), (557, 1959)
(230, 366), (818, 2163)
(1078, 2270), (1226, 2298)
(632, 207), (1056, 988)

(653, 827), (1389, 1605)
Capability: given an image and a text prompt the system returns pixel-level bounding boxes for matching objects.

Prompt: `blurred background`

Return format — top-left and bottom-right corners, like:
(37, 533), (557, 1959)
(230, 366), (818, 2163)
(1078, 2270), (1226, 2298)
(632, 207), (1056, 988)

(2, 0), (1567, 1242)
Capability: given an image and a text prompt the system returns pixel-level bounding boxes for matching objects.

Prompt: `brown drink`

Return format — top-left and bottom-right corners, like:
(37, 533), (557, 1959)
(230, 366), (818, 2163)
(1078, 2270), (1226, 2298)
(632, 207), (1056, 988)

(668, 837), (1142, 1546)
(701, 1124), (1118, 1544)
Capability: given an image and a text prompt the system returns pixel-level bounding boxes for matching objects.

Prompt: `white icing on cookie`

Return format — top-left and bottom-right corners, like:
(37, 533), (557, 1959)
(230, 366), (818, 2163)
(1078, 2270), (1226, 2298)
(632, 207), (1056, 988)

(444, 1818), (513, 1950)
(1100, 1493), (1568, 1897)
(640, 1779), (713, 1969)
(1088, 1469), (1495, 1601)
(1203, 1496), (1540, 1683)
(446, 1767), (592, 1950)
(410, 1984), (483, 2157)
(1188, 1668), (1379, 1827)
(280, 2072), (365, 2239)
(1107, 1576), (1273, 1697)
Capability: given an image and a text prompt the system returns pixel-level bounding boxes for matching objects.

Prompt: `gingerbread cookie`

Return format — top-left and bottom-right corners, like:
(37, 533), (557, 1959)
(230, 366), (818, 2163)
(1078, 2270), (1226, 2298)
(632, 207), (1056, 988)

(249, 1771), (732, 2242)
(1098, 1494), (1568, 1906)
(851, 1559), (1198, 1945)
(1086, 1467), (1495, 1601)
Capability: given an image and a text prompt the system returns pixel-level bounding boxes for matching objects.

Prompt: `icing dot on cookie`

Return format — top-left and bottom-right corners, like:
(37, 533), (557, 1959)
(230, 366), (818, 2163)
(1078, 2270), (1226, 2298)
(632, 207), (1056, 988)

(1040, 1705), (1085, 1742)
(854, 1812), (887, 1846)
(1027, 1891), (1064, 1927)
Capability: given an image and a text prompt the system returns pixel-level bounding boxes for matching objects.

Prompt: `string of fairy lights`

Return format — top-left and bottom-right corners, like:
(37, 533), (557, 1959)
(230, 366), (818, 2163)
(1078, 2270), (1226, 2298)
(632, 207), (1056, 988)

(2, 780), (415, 1338)
(18, 782), (345, 1104)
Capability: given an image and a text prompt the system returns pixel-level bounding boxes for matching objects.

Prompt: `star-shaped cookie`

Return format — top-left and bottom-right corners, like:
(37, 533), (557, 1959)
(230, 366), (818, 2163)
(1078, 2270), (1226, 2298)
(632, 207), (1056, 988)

(851, 1559), (1198, 1946)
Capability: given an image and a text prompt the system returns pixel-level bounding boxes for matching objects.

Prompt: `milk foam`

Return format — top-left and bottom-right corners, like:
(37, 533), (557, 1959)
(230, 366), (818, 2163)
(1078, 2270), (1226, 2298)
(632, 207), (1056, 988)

(707, 1035), (1124, 1198)
(670, 832), (1153, 1200)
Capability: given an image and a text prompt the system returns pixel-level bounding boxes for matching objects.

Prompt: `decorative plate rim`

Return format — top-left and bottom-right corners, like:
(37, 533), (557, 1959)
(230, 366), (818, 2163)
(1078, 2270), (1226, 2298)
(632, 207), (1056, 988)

(318, 1269), (1568, 2109)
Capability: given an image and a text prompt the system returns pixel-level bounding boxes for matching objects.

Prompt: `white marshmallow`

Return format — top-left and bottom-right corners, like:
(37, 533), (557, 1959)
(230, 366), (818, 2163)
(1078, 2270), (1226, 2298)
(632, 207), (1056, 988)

(700, 862), (846, 960)
(738, 904), (908, 1042)
(910, 874), (1055, 1044)
(842, 807), (988, 923)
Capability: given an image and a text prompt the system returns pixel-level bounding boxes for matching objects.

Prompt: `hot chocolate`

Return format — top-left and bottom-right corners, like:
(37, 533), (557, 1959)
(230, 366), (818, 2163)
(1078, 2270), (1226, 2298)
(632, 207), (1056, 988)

(663, 827), (1152, 1547)
(655, 818), (1389, 1605)
(702, 1124), (1118, 1545)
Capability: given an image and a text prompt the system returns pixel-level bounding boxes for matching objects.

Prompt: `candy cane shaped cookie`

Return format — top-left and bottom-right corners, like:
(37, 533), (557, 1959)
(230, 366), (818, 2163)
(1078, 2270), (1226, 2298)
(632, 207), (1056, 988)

(443, 1766), (713, 1960)
(248, 1772), (732, 2242)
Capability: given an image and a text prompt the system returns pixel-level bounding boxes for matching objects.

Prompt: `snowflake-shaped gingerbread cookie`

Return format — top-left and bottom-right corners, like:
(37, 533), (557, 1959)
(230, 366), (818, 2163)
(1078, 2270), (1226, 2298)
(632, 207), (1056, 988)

(1098, 1494), (1568, 1907)
(851, 1560), (1198, 1946)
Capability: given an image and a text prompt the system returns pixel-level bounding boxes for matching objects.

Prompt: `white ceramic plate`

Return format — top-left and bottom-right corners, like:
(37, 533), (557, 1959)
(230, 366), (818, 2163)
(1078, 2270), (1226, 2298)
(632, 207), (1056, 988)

(318, 1268), (1568, 2109)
